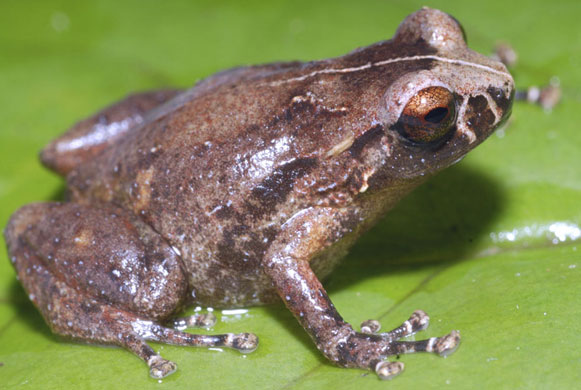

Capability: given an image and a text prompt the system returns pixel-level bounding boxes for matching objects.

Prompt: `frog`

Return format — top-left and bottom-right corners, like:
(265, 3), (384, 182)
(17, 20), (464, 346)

(4, 8), (514, 380)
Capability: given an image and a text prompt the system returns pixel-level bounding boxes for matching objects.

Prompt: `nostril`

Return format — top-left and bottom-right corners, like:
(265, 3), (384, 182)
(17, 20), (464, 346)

(486, 86), (513, 113)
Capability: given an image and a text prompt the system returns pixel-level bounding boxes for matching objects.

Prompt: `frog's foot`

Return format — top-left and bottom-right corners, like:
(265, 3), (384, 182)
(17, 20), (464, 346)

(335, 323), (460, 380)
(360, 310), (430, 340)
(372, 330), (460, 380)
(129, 319), (258, 378)
(347, 313), (460, 380)
(4, 202), (257, 379)
(133, 318), (258, 354)
(148, 356), (177, 379)
(171, 312), (217, 330)
(121, 318), (258, 379)
(515, 83), (561, 110)
(491, 42), (560, 110)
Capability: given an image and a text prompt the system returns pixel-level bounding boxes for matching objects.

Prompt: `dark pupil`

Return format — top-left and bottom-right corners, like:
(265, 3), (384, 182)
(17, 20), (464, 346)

(424, 107), (448, 124)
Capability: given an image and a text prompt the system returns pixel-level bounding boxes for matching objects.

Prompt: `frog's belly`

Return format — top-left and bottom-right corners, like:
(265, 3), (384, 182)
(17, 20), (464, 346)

(181, 230), (355, 308)
(185, 252), (280, 308)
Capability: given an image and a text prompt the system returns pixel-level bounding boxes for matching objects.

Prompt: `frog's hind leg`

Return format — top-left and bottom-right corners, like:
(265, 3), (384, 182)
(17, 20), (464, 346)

(4, 202), (257, 378)
(41, 89), (182, 176)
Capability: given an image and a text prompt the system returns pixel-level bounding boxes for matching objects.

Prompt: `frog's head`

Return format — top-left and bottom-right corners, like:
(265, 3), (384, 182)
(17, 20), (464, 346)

(372, 8), (514, 186)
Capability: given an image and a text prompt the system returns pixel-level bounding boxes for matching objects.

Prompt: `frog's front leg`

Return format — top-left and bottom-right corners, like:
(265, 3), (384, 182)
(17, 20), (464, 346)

(4, 202), (257, 378)
(262, 207), (460, 379)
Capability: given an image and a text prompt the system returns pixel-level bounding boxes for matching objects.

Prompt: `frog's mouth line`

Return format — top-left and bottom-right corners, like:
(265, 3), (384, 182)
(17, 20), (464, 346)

(265, 55), (511, 87)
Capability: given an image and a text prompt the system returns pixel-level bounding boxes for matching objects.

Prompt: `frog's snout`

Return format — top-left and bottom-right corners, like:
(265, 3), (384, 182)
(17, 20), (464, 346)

(456, 81), (514, 144)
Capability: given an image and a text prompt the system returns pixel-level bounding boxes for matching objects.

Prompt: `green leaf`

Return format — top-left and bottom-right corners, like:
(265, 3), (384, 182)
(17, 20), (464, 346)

(1, 0), (579, 389)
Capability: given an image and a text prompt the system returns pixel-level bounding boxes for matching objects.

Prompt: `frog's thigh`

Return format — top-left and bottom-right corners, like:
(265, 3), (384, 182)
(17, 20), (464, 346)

(262, 207), (460, 379)
(41, 89), (182, 176)
(5, 202), (258, 378)
(5, 202), (189, 324)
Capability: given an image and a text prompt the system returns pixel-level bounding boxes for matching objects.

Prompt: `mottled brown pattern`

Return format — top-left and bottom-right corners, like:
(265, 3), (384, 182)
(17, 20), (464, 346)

(5, 8), (513, 380)
(250, 157), (318, 215)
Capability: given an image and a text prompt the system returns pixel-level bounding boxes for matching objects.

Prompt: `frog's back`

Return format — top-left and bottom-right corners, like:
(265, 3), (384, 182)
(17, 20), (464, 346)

(61, 57), (379, 305)
(59, 67), (297, 305)
(61, 36), (463, 306)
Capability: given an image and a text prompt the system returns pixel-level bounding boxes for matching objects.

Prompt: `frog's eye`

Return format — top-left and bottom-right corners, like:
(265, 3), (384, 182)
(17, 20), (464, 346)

(394, 87), (456, 144)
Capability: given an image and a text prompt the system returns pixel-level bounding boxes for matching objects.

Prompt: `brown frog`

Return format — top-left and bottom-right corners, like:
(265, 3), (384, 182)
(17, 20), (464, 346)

(4, 8), (514, 380)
